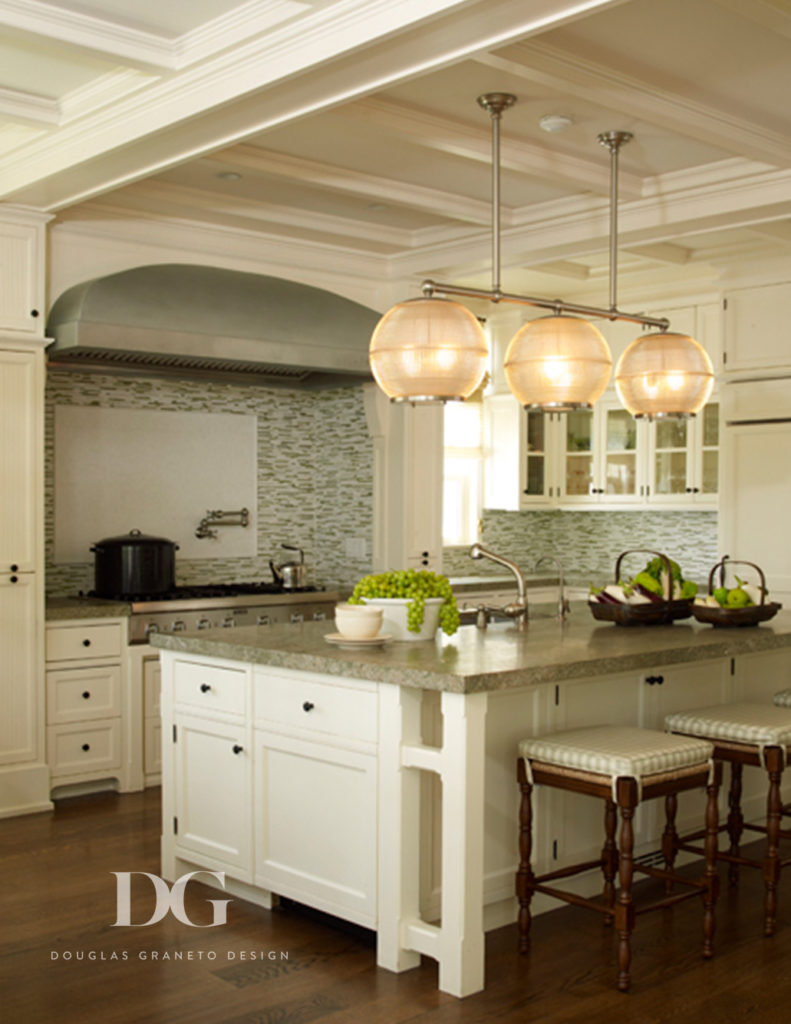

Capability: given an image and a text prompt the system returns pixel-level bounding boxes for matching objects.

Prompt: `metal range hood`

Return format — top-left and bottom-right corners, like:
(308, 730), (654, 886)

(45, 264), (382, 388)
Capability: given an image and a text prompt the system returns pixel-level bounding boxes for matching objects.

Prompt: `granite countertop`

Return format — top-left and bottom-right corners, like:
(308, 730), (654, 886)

(46, 596), (131, 620)
(150, 607), (791, 695)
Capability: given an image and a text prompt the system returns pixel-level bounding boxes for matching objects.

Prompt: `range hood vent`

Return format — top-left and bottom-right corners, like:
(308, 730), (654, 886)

(45, 264), (382, 389)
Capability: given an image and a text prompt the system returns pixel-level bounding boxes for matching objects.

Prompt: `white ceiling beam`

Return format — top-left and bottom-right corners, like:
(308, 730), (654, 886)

(473, 40), (791, 167)
(622, 242), (690, 265)
(0, 85), (59, 127)
(747, 220), (791, 245)
(201, 147), (500, 226)
(346, 96), (643, 198)
(527, 259), (590, 279)
(710, 0), (791, 40)
(0, 0), (625, 208)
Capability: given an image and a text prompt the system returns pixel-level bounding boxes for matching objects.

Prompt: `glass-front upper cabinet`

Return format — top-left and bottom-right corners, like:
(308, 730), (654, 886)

(562, 410), (594, 498)
(523, 410), (550, 502)
(648, 401), (719, 506)
(559, 400), (642, 504)
(601, 405), (640, 499)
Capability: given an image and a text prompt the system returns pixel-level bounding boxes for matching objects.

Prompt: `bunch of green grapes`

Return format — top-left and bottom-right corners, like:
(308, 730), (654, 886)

(349, 569), (460, 635)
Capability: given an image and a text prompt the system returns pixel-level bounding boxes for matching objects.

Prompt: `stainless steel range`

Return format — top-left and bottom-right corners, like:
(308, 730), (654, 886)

(97, 582), (340, 643)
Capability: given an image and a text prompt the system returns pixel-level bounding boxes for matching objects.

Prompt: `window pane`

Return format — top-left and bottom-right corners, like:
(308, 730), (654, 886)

(702, 450), (718, 493)
(525, 455), (545, 495)
(566, 454), (593, 495)
(605, 453), (637, 495)
(656, 419), (687, 449)
(606, 409), (637, 451)
(444, 402), (482, 448)
(654, 452), (687, 494)
(566, 411), (593, 453)
(526, 411), (545, 453)
(702, 403), (719, 447)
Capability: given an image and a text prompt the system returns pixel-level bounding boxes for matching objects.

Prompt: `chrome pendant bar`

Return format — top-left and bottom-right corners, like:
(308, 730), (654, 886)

(420, 279), (670, 330)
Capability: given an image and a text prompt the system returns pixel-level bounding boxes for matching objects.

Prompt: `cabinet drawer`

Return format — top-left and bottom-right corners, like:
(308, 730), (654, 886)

(46, 665), (121, 724)
(254, 670), (377, 743)
(174, 659), (247, 716)
(46, 622), (123, 662)
(48, 719), (121, 778)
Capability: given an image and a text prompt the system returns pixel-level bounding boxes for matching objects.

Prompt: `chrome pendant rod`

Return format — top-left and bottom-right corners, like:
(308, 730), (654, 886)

(598, 130), (633, 313)
(477, 92), (516, 295)
(421, 279), (669, 330)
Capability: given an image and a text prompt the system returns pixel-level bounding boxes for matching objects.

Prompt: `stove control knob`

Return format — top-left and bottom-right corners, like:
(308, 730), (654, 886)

(144, 622), (160, 638)
(222, 615), (236, 628)
(197, 618), (211, 630)
(290, 612), (304, 624)
(257, 614), (271, 626)
(172, 619), (186, 632)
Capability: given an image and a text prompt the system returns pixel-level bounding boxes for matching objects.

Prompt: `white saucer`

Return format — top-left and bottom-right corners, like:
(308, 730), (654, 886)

(324, 632), (392, 648)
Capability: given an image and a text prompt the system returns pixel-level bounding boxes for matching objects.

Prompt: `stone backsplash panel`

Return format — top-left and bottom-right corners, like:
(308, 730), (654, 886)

(45, 371), (374, 596)
(443, 508), (719, 584)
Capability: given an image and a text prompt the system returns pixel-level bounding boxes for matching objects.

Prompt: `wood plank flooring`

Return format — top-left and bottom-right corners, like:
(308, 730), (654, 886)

(1, 788), (789, 1023)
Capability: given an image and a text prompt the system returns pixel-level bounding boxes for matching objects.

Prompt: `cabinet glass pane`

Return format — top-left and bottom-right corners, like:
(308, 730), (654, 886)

(525, 456), (545, 495)
(605, 409), (637, 451)
(702, 403), (719, 447)
(566, 454), (593, 495)
(566, 411), (592, 453)
(605, 453), (637, 495)
(655, 419), (687, 449)
(526, 412), (545, 453)
(654, 452), (687, 494)
(701, 450), (718, 493)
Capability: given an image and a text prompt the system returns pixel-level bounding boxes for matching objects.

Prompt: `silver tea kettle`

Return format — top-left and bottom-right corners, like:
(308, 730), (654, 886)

(270, 544), (306, 589)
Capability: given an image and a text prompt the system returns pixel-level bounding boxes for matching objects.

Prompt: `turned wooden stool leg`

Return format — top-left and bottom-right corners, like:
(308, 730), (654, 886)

(763, 747), (784, 938)
(602, 798), (618, 925)
(662, 792), (679, 894)
(516, 759), (536, 954)
(702, 763), (721, 958)
(727, 762), (744, 887)
(615, 778), (637, 993)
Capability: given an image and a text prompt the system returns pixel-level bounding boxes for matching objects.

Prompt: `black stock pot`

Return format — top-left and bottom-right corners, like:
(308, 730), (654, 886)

(91, 529), (178, 597)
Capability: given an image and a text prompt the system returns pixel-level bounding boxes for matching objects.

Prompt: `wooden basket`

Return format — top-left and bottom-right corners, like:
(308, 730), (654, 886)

(691, 559), (782, 628)
(589, 549), (694, 627)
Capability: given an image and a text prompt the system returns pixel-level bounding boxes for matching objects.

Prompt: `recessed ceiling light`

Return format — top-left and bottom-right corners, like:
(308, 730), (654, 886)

(539, 114), (573, 133)
(217, 171), (242, 181)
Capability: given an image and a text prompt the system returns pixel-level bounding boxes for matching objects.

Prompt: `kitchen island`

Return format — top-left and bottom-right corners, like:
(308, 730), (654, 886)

(152, 611), (791, 997)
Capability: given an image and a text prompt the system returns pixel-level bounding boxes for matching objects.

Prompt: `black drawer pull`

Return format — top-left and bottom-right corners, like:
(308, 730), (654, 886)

(232, 744), (244, 755)
(82, 691), (91, 700)
(302, 701), (314, 712)
(81, 743), (90, 752)
(82, 639), (91, 647)
(645, 674), (665, 686)
(200, 683), (211, 693)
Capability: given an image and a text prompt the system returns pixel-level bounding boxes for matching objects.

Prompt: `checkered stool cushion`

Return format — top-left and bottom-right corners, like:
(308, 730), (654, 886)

(519, 725), (713, 800)
(774, 689), (791, 708)
(665, 702), (791, 766)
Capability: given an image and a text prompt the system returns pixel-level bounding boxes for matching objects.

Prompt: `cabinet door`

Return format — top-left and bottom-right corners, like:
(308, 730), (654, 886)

(0, 221), (42, 333)
(521, 410), (556, 506)
(599, 402), (641, 503)
(0, 349), (42, 571)
(0, 574), (39, 765)
(558, 409), (595, 502)
(723, 282), (791, 373)
(649, 416), (691, 503)
(253, 729), (377, 927)
(174, 713), (252, 879)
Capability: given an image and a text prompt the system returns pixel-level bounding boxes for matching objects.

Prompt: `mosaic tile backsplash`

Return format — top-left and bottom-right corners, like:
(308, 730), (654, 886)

(45, 371), (375, 596)
(443, 508), (719, 585)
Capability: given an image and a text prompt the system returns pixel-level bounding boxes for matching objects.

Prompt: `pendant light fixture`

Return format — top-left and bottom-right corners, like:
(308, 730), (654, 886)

(603, 134), (715, 420)
(368, 94), (691, 409)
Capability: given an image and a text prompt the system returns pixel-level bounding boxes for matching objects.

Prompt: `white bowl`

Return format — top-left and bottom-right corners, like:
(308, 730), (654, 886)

(361, 597), (443, 641)
(334, 603), (384, 639)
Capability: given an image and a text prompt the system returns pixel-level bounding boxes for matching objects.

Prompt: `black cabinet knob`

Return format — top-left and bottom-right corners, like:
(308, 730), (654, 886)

(232, 744), (243, 755)
(302, 701), (314, 712)
(10, 564), (18, 572)
(10, 575), (18, 583)
(200, 683), (211, 693)
(645, 674), (665, 686)
(82, 691), (91, 700)
(30, 309), (39, 318)
(82, 639), (91, 647)
(81, 743), (90, 752)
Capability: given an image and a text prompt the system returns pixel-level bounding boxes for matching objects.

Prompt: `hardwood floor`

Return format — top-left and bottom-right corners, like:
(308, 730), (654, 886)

(1, 788), (789, 1023)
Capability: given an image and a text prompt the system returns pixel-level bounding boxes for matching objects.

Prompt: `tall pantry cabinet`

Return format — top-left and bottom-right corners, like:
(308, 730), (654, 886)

(0, 207), (52, 817)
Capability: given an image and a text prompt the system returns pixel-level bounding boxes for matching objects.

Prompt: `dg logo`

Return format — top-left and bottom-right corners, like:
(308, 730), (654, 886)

(111, 871), (231, 927)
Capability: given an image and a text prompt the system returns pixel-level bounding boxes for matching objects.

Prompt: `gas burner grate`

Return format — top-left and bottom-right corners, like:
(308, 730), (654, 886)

(87, 582), (324, 602)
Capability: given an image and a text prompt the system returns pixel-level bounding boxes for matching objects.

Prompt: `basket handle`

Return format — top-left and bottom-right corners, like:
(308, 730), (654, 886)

(614, 549), (674, 601)
(707, 558), (767, 606)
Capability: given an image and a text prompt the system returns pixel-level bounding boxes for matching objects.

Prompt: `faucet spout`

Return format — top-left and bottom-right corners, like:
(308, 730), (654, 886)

(468, 544), (527, 628)
(534, 554), (570, 619)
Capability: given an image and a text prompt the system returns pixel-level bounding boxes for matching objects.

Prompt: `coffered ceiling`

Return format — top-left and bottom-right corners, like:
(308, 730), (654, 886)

(1, 0), (790, 302)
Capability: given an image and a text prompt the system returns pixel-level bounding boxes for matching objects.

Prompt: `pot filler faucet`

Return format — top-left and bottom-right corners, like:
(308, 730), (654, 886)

(468, 543), (528, 630)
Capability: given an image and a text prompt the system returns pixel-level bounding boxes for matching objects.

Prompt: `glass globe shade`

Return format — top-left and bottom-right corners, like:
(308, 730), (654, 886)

(615, 332), (714, 419)
(369, 296), (489, 402)
(504, 315), (612, 410)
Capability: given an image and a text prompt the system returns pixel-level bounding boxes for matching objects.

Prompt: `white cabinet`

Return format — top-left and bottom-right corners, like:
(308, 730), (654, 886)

(143, 656), (162, 781)
(647, 402), (719, 507)
(45, 619), (130, 791)
(0, 213), (47, 336)
(0, 343), (49, 817)
(723, 281), (791, 375)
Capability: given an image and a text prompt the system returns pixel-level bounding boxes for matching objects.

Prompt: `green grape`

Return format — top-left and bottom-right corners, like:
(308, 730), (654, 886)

(348, 569), (460, 636)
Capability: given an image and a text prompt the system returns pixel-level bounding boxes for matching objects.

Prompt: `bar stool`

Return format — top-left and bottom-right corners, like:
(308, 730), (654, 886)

(665, 702), (791, 936)
(517, 725), (720, 992)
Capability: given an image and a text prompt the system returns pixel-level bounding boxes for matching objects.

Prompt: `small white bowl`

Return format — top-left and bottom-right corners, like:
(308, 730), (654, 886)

(334, 603), (384, 639)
